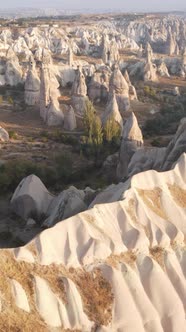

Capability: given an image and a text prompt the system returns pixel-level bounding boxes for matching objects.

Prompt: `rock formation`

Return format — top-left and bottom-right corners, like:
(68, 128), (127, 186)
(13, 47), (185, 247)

(102, 92), (123, 130)
(157, 59), (170, 77)
(1, 153), (186, 331)
(117, 112), (144, 180)
(67, 46), (73, 67)
(0, 126), (9, 142)
(145, 42), (153, 59)
(127, 117), (186, 178)
(109, 65), (130, 112)
(71, 66), (88, 115)
(45, 97), (64, 126)
(43, 186), (87, 227)
(143, 47), (158, 82)
(24, 55), (40, 105)
(124, 70), (138, 100)
(166, 26), (176, 56)
(102, 34), (110, 64)
(88, 70), (110, 103)
(11, 175), (53, 222)
(40, 49), (60, 122)
(102, 35), (120, 65)
(5, 47), (23, 86)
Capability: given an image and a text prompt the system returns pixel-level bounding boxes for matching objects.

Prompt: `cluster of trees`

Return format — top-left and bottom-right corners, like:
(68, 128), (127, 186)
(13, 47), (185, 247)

(82, 100), (121, 163)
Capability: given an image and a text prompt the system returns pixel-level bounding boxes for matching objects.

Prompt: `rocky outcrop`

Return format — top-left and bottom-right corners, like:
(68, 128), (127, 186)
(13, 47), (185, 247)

(109, 65), (130, 112)
(40, 49), (60, 122)
(102, 92), (123, 130)
(145, 42), (153, 59)
(101, 35), (120, 65)
(43, 186), (87, 227)
(0, 126), (9, 142)
(45, 97), (64, 126)
(88, 70), (109, 103)
(11, 175), (54, 222)
(2, 153), (186, 331)
(128, 117), (186, 178)
(24, 55), (40, 105)
(124, 70), (138, 100)
(71, 66), (87, 96)
(67, 47), (73, 67)
(5, 47), (23, 86)
(143, 48), (158, 82)
(71, 66), (88, 115)
(166, 26), (176, 56)
(157, 59), (170, 77)
(117, 112), (144, 180)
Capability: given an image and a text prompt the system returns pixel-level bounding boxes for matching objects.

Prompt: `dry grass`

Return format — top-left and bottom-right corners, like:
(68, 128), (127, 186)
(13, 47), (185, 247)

(0, 250), (113, 330)
(149, 247), (165, 270)
(125, 199), (138, 225)
(137, 187), (167, 220)
(74, 268), (113, 326)
(107, 251), (137, 269)
(168, 184), (186, 208)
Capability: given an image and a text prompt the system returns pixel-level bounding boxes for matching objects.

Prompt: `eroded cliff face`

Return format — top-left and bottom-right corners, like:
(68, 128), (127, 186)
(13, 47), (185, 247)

(0, 153), (186, 331)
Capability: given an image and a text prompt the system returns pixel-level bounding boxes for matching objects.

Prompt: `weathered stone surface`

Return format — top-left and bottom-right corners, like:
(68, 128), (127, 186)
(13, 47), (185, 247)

(25, 55), (40, 105)
(0, 126), (9, 142)
(11, 175), (54, 222)
(102, 92), (123, 130)
(117, 112), (144, 180)
(109, 65), (130, 112)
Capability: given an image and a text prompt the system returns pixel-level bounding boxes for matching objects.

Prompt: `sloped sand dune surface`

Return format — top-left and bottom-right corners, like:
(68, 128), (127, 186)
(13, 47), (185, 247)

(0, 154), (185, 331)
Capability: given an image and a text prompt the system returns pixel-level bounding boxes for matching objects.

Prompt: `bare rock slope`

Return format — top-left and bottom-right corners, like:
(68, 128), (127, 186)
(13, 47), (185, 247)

(0, 153), (186, 331)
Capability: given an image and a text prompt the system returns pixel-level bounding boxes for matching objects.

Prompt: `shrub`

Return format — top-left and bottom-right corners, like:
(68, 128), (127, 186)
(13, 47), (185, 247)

(7, 96), (14, 105)
(144, 86), (156, 98)
(8, 131), (18, 140)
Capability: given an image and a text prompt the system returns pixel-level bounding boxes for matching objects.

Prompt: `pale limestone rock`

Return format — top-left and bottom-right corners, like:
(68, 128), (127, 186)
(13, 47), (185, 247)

(71, 66), (88, 114)
(39, 65), (51, 121)
(158, 60), (170, 77)
(43, 186), (87, 227)
(11, 280), (30, 313)
(11, 174), (54, 221)
(5, 47), (23, 86)
(46, 97), (64, 126)
(117, 112), (144, 180)
(102, 35), (120, 65)
(143, 48), (158, 82)
(145, 42), (153, 59)
(124, 70), (138, 100)
(25, 55), (40, 105)
(0, 126), (9, 142)
(68, 47), (73, 67)
(39, 53), (60, 122)
(102, 34), (110, 64)
(109, 65), (130, 112)
(128, 118), (186, 177)
(102, 92), (123, 130)
(72, 66), (87, 96)
(166, 26), (176, 56)
(88, 70), (109, 103)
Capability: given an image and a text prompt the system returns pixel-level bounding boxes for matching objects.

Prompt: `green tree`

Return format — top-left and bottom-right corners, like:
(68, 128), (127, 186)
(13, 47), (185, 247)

(104, 117), (121, 143)
(83, 100), (103, 160)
